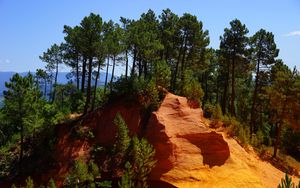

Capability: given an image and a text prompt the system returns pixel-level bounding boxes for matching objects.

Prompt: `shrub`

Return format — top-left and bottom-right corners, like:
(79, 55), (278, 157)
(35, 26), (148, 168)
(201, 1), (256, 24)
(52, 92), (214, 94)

(112, 77), (160, 111)
(118, 162), (134, 188)
(113, 114), (156, 188)
(212, 104), (223, 120)
(65, 159), (92, 187)
(152, 60), (171, 89)
(114, 113), (131, 159)
(95, 87), (109, 108)
(25, 176), (34, 188)
(65, 159), (109, 188)
(225, 116), (250, 145)
(133, 78), (159, 111)
(278, 173), (300, 188)
(181, 70), (204, 104)
(47, 178), (56, 188)
(131, 136), (157, 188)
(204, 102), (214, 118)
(251, 129), (264, 148)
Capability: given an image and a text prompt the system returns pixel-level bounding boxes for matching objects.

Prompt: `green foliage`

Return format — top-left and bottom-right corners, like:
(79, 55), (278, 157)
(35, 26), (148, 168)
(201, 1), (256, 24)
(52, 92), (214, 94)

(25, 176), (34, 188)
(278, 173), (300, 188)
(65, 159), (102, 188)
(153, 60), (171, 89)
(113, 114), (156, 188)
(47, 178), (56, 188)
(94, 87), (109, 109)
(224, 116), (250, 145)
(118, 162), (134, 188)
(204, 102), (215, 118)
(251, 129), (264, 148)
(204, 102), (222, 120)
(131, 136), (157, 188)
(42, 103), (65, 126)
(181, 70), (204, 104)
(213, 104), (223, 120)
(134, 78), (160, 111)
(114, 113), (131, 158)
(112, 77), (160, 111)
(95, 181), (112, 188)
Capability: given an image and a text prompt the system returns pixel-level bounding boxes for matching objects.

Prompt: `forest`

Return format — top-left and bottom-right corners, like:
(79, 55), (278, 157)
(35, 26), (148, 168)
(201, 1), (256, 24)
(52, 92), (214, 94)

(0, 9), (299, 188)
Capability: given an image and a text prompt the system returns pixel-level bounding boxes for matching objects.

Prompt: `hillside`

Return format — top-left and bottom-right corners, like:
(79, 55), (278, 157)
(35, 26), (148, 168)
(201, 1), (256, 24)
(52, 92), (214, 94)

(2, 92), (298, 188)
(146, 93), (299, 187)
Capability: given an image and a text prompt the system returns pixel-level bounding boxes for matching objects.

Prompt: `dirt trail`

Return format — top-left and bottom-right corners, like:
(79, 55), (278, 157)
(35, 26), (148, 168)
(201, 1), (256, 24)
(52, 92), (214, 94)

(146, 93), (299, 188)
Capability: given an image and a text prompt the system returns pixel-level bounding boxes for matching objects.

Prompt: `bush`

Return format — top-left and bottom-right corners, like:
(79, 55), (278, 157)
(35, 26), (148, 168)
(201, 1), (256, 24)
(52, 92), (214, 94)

(118, 162), (134, 188)
(278, 173), (300, 188)
(181, 70), (204, 104)
(225, 116), (250, 145)
(47, 178), (56, 188)
(152, 60), (171, 89)
(94, 87), (109, 109)
(65, 159), (110, 188)
(112, 77), (160, 111)
(251, 129), (264, 148)
(114, 113), (131, 160)
(113, 113), (156, 188)
(130, 136), (157, 188)
(213, 104), (223, 120)
(204, 102), (214, 118)
(133, 78), (159, 111)
(204, 103), (222, 120)
(25, 176), (34, 188)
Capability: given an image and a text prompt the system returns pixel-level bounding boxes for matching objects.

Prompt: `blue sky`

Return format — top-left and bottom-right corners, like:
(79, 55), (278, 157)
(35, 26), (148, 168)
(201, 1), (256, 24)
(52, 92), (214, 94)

(0, 0), (300, 73)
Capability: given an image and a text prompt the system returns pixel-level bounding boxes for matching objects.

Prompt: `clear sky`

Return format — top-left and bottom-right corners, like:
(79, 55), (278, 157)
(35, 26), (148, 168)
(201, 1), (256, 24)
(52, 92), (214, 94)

(0, 0), (300, 73)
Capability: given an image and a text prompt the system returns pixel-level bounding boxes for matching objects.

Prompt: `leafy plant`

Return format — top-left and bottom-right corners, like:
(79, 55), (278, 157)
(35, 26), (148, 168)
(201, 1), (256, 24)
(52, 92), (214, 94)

(278, 173), (300, 188)
(118, 162), (134, 188)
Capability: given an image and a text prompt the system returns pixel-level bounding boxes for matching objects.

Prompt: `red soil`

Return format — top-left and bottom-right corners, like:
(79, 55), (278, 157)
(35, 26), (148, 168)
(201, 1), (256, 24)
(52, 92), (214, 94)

(2, 93), (299, 188)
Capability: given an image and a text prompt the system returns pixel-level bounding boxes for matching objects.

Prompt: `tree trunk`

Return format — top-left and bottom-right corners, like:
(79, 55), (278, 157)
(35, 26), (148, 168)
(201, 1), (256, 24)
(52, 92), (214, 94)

(273, 122), (282, 158)
(51, 61), (59, 103)
(143, 61), (147, 79)
(110, 56), (116, 92)
(172, 44), (183, 92)
(131, 46), (137, 77)
(92, 57), (102, 111)
(125, 50), (128, 80)
(138, 57), (142, 77)
(44, 78), (47, 98)
(76, 55), (80, 90)
(250, 60), (260, 137)
(222, 64), (229, 114)
(19, 121), (23, 175)
(104, 57), (110, 93)
(84, 57), (93, 115)
(230, 55), (236, 116)
(49, 75), (53, 102)
(81, 58), (87, 93)
(180, 38), (188, 82)
(216, 77), (219, 104)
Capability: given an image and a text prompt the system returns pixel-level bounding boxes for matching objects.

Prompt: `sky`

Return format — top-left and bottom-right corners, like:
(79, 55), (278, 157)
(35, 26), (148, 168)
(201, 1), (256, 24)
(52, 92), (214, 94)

(0, 0), (300, 73)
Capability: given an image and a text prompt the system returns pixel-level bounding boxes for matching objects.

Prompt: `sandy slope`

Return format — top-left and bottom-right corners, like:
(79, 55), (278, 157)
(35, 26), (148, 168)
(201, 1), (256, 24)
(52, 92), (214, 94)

(146, 93), (299, 188)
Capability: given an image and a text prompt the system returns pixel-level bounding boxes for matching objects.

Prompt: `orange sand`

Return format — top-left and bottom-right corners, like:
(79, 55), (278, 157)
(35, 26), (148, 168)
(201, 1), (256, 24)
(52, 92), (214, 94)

(146, 93), (299, 188)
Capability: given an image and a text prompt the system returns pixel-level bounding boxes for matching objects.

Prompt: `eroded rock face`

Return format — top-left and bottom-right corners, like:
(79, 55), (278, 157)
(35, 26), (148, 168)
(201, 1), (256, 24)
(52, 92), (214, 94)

(146, 93), (232, 186)
(145, 93), (294, 188)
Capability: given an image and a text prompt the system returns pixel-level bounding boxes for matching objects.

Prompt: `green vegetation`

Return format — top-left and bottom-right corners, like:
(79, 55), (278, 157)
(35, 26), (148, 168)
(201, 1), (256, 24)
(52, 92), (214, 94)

(113, 114), (156, 188)
(0, 8), (299, 187)
(278, 174), (300, 188)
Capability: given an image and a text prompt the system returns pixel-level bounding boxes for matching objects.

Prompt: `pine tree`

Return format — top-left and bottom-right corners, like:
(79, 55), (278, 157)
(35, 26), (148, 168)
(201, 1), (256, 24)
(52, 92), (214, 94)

(250, 29), (279, 136)
(3, 73), (43, 174)
(220, 19), (249, 116)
